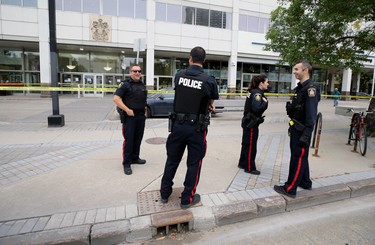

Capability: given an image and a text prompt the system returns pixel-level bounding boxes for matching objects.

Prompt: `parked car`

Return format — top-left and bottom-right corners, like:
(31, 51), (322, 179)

(357, 92), (371, 97)
(146, 93), (224, 118)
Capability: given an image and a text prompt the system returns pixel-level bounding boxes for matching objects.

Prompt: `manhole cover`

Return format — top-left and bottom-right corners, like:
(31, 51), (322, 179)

(145, 137), (167, 145)
(138, 187), (201, 215)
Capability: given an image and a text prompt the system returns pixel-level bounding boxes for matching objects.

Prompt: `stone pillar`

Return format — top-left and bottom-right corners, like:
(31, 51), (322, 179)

(145, 0), (155, 91)
(38, 0), (51, 97)
(227, 0), (239, 99)
(356, 73), (361, 93)
(342, 68), (352, 100)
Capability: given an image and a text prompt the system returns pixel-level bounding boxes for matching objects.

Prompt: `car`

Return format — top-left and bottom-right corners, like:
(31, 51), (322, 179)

(146, 93), (225, 118)
(357, 92), (371, 97)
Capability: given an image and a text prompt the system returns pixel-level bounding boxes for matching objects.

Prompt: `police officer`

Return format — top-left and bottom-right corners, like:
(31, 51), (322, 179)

(274, 60), (320, 198)
(160, 46), (219, 209)
(238, 75), (269, 175)
(114, 64), (147, 175)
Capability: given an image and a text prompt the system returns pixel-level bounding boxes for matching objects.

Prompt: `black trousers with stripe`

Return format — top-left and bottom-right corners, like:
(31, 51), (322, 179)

(160, 122), (207, 205)
(122, 114), (146, 167)
(238, 126), (259, 172)
(283, 127), (312, 195)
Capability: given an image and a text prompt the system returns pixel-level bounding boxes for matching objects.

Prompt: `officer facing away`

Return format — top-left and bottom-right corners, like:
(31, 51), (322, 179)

(114, 64), (147, 175)
(160, 46), (219, 209)
(274, 60), (320, 198)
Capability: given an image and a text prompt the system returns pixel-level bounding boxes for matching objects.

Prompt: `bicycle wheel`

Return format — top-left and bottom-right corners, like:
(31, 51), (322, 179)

(358, 124), (367, 156)
(347, 113), (359, 144)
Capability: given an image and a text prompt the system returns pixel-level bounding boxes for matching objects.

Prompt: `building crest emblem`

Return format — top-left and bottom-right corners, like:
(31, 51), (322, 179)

(90, 15), (112, 42)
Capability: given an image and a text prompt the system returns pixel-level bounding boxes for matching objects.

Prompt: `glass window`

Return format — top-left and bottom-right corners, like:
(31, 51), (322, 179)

(167, 4), (181, 23)
(225, 12), (231, 29)
(155, 2), (166, 21)
(259, 17), (269, 33)
(23, 0), (37, 7)
(24, 52), (40, 71)
(103, 0), (117, 15)
(64, 0), (82, 12)
(55, 0), (63, 10)
(210, 10), (222, 28)
(154, 58), (171, 76)
(196, 8), (209, 26)
(248, 16), (259, 33)
(119, 0), (134, 17)
(239, 14), (247, 31)
(2, 0), (21, 6)
(183, 6), (195, 24)
(0, 50), (23, 70)
(135, 0), (147, 19)
(83, 0), (100, 14)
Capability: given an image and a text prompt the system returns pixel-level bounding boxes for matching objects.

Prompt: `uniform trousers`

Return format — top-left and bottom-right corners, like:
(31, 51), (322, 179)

(160, 122), (207, 205)
(283, 127), (312, 195)
(122, 114), (145, 167)
(238, 126), (259, 172)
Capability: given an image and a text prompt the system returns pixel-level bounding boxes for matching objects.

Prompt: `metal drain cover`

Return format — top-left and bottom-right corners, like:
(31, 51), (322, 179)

(145, 137), (167, 145)
(138, 187), (201, 215)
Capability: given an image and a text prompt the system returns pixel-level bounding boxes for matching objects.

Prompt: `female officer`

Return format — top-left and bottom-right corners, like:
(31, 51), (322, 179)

(238, 75), (269, 175)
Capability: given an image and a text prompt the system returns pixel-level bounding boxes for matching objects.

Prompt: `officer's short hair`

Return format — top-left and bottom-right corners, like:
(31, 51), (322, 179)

(296, 60), (312, 72)
(190, 46), (206, 65)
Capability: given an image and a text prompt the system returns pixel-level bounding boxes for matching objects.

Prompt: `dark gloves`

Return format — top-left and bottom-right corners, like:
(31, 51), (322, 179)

(299, 135), (310, 148)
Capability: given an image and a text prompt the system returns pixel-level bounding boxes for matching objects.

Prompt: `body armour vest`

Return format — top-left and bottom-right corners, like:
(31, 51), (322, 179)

(174, 70), (209, 115)
(123, 80), (147, 111)
(289, 81), (318, 122)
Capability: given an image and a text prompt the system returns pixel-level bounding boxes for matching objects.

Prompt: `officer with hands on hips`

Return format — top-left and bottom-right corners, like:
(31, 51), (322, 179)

(274, 60), (320, 198)
(238, 75), (269, 175)
(160, 46), (219, 209)
(114, 64), (147, 175)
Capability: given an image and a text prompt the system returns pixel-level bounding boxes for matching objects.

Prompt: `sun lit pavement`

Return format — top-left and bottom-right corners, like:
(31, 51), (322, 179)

(0, 94), (374, 244)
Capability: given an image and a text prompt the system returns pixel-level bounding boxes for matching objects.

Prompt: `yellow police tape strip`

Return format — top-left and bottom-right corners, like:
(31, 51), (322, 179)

(0, 86), (373, 99)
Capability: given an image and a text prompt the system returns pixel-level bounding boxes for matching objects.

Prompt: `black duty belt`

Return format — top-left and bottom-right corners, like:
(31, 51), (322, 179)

(133, 110), (145, 116)
(175, 113), (198, 124)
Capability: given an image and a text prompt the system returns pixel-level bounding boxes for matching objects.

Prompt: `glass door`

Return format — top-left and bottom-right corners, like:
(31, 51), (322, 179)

(242, 73), (260, 96)
(83, 73), (104, 97)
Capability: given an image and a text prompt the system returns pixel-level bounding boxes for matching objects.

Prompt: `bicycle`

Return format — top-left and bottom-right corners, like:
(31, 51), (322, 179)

(346, 108), (367, 156)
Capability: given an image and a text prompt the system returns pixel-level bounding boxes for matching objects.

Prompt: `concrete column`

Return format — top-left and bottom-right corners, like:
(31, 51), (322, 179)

(227, 0), (239, 97)
(38, 0), (51, 97)
(145, 0), (155, 90)
(342, 68), (352, 99)
(356, 73), (361, 93)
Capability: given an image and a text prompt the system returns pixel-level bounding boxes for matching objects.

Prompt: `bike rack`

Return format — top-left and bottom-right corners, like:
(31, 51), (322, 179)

(312, 112), (322, 157)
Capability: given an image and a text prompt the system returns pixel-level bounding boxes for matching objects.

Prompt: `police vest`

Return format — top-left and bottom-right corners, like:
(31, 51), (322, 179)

(122, 80), (147, 111)
(289, 81), (319, 121)
(174, 70), (209, 115)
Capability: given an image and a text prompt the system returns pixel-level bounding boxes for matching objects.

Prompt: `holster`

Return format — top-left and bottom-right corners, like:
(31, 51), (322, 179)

(246, 113), (265, 128)
(196, 114), (210, 132)
(289, 119), (305, 132)
(118, 108), (127, 123)
(168, 112), (176, 132)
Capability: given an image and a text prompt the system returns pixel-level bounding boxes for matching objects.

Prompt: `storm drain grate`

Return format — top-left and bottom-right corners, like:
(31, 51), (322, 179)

(138, 187), (200, 215)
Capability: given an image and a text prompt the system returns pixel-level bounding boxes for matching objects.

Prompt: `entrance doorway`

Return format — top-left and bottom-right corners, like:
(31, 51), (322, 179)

(83, 74), (104, 97)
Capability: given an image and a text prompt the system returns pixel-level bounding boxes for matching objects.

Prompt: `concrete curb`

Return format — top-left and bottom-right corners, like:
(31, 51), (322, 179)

(1, 178), (374, 244)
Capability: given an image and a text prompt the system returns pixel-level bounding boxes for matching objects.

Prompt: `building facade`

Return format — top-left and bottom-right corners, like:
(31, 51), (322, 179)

(0, 0), (374, 97)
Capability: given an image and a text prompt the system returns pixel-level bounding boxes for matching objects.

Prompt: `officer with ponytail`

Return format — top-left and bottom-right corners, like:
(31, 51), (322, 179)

(238, 75), (269, 175)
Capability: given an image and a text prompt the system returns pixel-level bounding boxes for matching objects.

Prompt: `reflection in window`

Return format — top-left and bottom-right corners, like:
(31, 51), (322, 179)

(239, 14), (270, 34)
(210, 10), (222, 28)
(64, 0), (82, 12)
(167, 4), (181, 23)
(0, 50), (23, 70)
(135, 0), (147, 19)
(119, 0), (134, 17)
(23, 0), (37, 7)
(247, 16), (259, 33)
(55, 0), (62, 10)
(83, 0), (100, 14)
(24, 52), (40, 71)
(183, 6), (194, 24)
(2, 0), (21, 6)
(103, 0), (117, 16)
(156, 2), (166, 21)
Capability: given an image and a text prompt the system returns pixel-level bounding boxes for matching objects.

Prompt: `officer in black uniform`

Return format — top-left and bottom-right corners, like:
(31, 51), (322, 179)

(238, 75), (269, 175)
(160, 46), (219, 209)
(274, 60), (320, 198)
(114, 64), (147, 175)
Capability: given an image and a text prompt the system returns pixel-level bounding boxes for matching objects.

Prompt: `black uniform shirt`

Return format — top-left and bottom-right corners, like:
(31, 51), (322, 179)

(244, 87), (268, 117)
(295, 79), (320, 137)
(114, 78), (147, 111)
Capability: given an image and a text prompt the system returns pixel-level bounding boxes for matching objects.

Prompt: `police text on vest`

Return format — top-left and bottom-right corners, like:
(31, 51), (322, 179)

(179, 77), (202, 89)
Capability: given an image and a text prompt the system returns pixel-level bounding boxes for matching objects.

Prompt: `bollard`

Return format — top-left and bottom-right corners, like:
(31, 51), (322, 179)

(312, 112), (322, 157)
(78, 84), (80, 98)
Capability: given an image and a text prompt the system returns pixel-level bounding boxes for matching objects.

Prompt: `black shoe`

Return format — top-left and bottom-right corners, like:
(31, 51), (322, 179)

(180, 194), (201, 209)
(274, 185), (296, 198)
(298, 184), (312, 190)
(238, 165), (245, 169)
(132, 158), (146, 164)
(124, 166), (132, 175)
(160, 198), (168, 204)
(244, 169), (261, 175)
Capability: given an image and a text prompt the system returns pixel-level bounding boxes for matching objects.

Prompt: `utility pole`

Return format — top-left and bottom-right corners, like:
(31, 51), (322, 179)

(47, 0), (65, 127)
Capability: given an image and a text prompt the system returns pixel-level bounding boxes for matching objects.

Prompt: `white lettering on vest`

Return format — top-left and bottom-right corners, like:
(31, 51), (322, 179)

(178, 77), (202, 89)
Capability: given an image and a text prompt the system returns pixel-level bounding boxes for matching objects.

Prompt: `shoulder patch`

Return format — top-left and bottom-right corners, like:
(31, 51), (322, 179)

(307, 88), (316, 97)
(255, 93), (262, 101)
